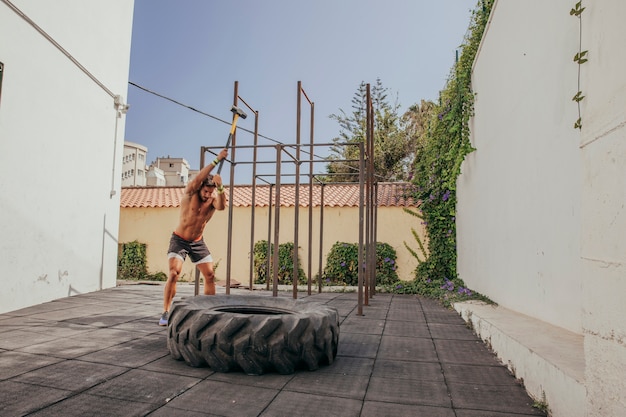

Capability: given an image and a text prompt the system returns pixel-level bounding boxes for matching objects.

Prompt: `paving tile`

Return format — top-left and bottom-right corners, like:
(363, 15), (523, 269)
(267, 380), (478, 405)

(27, 321), (95, 338)
(455, 409), (545, 417)
(79, 334), (169, 367)
(109, 316), (166, 334)
(378, 335), (438, 362)
(337, 333), (381, 358)
(361, 400), (456, 417)
(448, 382), (545, 415)
(0, 351), (63, 380)
(86, 368), (200, 404)
(26, 305), (115, 321)
(147, 405), (222, 416)
(260, 390), (362, 417)
(18, 328), (140, 359)
(340, 317), (385, 335)
(63, 313), (142, 327)
(0, 328), (61, 350)
(284, 371), (369, 399)
(316, 355), (374, 376)
(27, 393), (159, 417)
(386, 308), (426, 322)
(383, 320), (431, 338)
(365, 375), (451, 407)
(208, 370), (293, 389)
(13, 359), (128, 391)
(428, 323), (479, 340)
(442, 363), (520, 386)
(356, 306), (389, 320)
(0, 380), (70, 417)
(423, 311), (467, 325)
(166, 379), (277, 417)
(434, 339), (503, 366)
(140, 355), (214, 378)
(372, 359), (444, 383)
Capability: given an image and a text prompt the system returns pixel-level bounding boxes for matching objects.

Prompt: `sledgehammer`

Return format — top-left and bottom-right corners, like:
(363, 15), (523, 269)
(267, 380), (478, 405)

(217, 105), (247, 174)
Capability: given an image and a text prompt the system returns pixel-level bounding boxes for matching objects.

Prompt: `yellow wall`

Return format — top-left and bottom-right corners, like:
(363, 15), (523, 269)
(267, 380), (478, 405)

(119, 205), (426, 285)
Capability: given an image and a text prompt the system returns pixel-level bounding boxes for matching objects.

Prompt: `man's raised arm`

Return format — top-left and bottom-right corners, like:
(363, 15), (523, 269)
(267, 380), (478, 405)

(186, 148), (228, 194)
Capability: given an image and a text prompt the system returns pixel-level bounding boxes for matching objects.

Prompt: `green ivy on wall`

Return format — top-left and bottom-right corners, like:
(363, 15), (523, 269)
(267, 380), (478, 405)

(571, 1), (586, 130)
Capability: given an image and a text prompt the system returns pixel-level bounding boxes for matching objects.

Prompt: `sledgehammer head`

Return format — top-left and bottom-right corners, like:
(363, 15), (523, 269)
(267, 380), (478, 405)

(231, 105), (247, 119)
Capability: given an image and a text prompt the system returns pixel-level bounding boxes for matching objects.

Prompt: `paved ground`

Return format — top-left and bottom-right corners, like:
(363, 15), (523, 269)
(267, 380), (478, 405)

(0, 283), (546, 417)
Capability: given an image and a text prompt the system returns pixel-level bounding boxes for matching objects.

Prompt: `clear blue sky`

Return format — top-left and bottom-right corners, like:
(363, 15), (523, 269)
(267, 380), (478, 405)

(125, 0), (475, 184)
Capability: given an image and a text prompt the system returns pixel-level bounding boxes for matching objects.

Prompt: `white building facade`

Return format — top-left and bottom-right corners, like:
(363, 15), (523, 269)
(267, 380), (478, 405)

(456, 1), (625, 416)
(122, 141), (148, 187)
(0, 1), (134, 312)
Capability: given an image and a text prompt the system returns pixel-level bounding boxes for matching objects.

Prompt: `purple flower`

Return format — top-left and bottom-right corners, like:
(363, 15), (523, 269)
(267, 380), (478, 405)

(396, 284), (403, 289)
(340, 262), (346, 267)
(442, 190), (450, 201)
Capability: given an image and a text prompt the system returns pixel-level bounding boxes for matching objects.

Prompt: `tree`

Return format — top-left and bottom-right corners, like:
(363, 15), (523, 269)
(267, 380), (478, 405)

(401, 99), (437, 175)
(326, 79), (413, 182)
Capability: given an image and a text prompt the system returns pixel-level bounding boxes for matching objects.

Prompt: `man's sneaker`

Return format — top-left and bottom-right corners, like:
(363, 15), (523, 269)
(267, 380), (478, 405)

(158, 311), (169, 326)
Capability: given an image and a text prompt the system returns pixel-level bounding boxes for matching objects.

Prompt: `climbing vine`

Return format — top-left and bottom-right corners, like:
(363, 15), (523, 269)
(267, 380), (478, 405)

(571, 1), (586, 129)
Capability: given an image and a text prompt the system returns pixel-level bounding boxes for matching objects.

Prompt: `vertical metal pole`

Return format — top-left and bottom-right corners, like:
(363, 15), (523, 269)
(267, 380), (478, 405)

(272, 145), (282, 297)
(307, 102), (314, 295)
(318, 183), (325, 293)
(266, 184), (273, 291)
(248, 110), (259, 290)
(195, 147), (206, 296)
(373, 182), (379, 296)
(293, 81), (302, 299)
(367, 84), (376, 298)
(364, 84), (371, 305)
(225, 81), (239, 294)
(357, 142), (365, 316)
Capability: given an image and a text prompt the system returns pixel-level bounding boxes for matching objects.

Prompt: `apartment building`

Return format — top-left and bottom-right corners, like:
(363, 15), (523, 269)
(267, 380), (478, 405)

(122, 141), (147, 186)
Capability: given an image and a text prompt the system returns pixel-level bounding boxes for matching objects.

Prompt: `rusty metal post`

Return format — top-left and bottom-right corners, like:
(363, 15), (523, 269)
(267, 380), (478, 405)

(272, 145), (282, 297)
(357, 142), (365, 316)
(307, 102), (315, 294)
(292, 81), (302, 299)
(367, 83), (376, 298)
(195, 146), (207, 296)
(318, 182), (324, 293)
(248, 109), (259, 290)
(364, 84), (371, 305)
(225, 81), (239, 294)
(266, 184), (273, 291)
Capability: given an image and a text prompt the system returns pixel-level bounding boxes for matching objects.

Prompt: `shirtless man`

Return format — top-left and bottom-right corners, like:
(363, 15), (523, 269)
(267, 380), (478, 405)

(159, 148), (228, 326)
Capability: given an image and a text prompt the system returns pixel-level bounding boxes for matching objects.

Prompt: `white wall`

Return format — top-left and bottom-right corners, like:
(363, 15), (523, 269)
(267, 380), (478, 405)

(457, 0), (582, 333)
(457, 0), (626, 415)
(579, 3), (626, 416)
(0, 1), (134, 313)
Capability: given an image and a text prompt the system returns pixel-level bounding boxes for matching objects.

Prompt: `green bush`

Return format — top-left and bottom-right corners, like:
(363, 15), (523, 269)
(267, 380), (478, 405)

(253, 240), (307, 285)
(323, 242), (399, 286)
(118, 241), (148, 280)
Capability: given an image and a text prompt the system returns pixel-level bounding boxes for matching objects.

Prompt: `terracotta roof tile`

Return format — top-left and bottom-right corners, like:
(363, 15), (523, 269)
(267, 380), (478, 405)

(120, 183), (419, 208)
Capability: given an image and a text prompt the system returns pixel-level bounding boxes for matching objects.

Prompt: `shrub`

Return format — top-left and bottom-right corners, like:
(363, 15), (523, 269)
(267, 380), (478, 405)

(323, 242), (399, 286)
(253, 240), (307, 285)
(118, 241), (148, 280)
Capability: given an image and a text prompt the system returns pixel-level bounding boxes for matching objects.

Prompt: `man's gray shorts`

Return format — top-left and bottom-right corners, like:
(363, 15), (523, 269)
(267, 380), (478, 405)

(167, 233), (213, 264)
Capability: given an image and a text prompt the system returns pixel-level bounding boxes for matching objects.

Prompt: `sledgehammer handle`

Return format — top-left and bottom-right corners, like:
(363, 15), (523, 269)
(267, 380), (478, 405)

(217, 114), (239, 174)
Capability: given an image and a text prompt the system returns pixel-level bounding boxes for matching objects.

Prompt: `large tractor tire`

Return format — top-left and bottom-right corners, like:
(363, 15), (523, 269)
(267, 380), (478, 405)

(167, 294), (340, 375)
